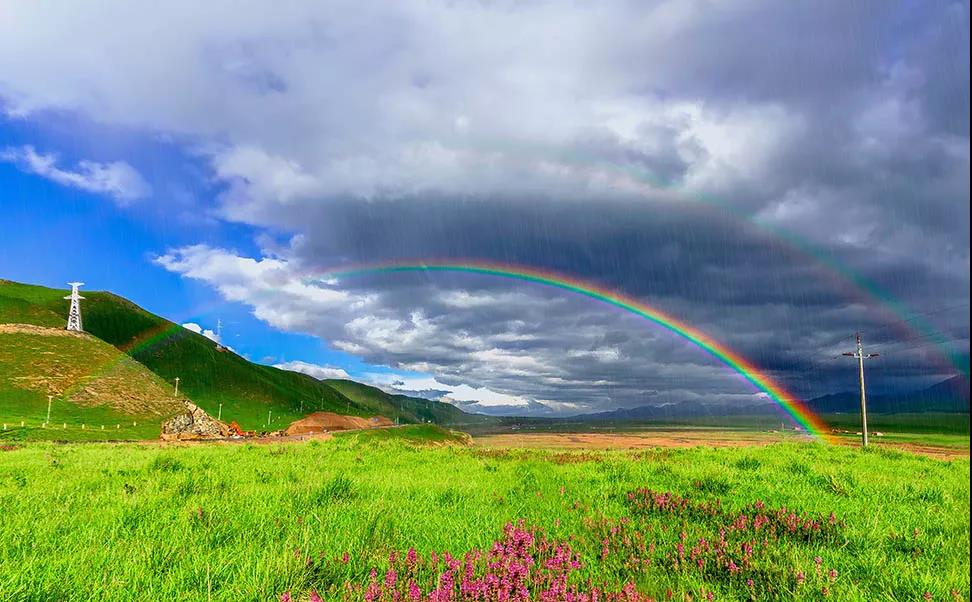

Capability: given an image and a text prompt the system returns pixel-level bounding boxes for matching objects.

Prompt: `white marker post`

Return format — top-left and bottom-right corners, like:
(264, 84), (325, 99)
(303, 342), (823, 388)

(174, 377), (181, 397)
(46, 395), (53, 424)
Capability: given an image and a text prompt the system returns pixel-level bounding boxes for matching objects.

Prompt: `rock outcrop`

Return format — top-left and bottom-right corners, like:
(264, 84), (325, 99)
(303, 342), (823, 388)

(160, 401), (231, 440)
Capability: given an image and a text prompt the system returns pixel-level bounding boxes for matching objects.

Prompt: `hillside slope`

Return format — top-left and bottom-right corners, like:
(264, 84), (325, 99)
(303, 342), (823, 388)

(0, 280), (482, 431)
(0, 323), (184, 439)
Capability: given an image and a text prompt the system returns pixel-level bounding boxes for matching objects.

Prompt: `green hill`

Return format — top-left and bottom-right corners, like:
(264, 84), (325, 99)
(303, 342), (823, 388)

(0, 279), (482, 434)
(0, 324), (185, 440)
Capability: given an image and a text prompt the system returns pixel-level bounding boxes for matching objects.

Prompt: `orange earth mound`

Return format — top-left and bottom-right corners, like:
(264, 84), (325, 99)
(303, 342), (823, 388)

(284, 412), (394, 435)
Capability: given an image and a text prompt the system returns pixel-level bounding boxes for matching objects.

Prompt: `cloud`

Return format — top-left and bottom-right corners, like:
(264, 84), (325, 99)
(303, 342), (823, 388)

(156, 241), (884, 415)
(275, 360), (351, 381)
(0, 145), (150, 204)
(182, 322), (220, 344)
(2, 2), (968, 410)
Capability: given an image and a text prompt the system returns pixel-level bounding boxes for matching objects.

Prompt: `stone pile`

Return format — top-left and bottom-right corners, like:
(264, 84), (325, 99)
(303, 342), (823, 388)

(160, 401), (231, 441)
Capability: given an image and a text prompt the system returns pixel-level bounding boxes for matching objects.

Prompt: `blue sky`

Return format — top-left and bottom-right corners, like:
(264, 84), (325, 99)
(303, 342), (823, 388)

(0, 114), (386, 379)
(0, 2), (968, 415)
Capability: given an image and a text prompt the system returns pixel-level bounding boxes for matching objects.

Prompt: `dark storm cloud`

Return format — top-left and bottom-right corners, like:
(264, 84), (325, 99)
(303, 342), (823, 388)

(4, 1), (967, 412)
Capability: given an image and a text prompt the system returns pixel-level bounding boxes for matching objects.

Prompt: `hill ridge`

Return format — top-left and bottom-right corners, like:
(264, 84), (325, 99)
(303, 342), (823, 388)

(0, 279), (481, 434)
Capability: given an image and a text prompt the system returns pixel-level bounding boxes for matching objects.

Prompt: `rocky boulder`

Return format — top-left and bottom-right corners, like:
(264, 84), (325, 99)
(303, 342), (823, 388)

(160, 401), (231, 440)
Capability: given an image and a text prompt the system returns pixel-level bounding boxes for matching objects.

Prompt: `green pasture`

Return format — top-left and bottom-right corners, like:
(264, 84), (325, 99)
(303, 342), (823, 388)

(0, 428), (967, 601)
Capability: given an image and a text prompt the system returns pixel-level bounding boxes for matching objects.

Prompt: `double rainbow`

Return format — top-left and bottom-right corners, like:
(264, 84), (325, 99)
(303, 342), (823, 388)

(315, 261), (836, 442)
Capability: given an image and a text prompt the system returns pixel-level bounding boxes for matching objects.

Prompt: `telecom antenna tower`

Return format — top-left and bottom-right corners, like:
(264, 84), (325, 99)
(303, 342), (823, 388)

(65, 282), (85, 332)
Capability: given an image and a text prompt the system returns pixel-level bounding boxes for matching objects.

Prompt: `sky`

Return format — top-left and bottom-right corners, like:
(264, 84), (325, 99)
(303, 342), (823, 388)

(0, 1), (968, 416)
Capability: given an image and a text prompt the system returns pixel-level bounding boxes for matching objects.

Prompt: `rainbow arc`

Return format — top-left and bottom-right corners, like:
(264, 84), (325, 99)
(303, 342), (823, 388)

(316, 261), (837, 442)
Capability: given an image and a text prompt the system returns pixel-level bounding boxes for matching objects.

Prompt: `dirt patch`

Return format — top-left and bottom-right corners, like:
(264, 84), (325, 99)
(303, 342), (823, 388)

(472, 430), (969, 460)
(867, 442), (970, 461)
(473, 430), (790, 450)
(284, 412), (394, 435)
(0, 323), (84, 337)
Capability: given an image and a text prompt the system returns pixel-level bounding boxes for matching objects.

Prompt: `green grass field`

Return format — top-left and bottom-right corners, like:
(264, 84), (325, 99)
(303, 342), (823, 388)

(0, 429), (967, 601)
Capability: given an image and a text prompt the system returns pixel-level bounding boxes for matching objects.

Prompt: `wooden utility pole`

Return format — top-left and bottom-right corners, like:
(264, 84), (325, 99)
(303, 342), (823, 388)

(842, 333), (879, 447)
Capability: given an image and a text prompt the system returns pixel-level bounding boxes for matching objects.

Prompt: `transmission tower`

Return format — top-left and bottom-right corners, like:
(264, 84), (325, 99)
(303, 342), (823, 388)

(64, 282), (85, 332)
(842, 333), (879, 447)
(215, 318), (225, 350)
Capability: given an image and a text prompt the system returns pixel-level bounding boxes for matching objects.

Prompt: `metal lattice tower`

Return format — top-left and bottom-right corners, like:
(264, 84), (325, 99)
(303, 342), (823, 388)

(64, 282), (85, 332)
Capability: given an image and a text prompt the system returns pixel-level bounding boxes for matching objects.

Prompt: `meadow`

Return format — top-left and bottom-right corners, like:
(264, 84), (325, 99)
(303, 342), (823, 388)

(0, 427), (968, 601)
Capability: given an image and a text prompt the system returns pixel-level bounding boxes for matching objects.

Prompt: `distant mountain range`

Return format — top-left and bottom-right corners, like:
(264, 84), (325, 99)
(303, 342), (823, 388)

(803, 374), (969, 414)
(560, 375), (970, 422)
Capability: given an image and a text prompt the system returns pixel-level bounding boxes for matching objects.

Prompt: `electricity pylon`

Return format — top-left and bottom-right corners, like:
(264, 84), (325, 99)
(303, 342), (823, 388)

(842, 333), (879, 447)
(64, 282), (85, 332)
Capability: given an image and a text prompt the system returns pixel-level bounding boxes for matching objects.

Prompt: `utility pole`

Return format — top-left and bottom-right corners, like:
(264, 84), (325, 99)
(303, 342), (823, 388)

(174, 377), (181, 397)
(218, 403), (223, 421)
(842, 333), (879, 447)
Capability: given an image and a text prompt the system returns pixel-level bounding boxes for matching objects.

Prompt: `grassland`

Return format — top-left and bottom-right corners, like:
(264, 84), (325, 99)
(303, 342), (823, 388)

(0, 429), (967, 601)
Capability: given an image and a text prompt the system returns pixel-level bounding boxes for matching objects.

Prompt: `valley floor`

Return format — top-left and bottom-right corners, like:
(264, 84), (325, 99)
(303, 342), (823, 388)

(0, 427), (969, 601)
(472, 428), (971, 460)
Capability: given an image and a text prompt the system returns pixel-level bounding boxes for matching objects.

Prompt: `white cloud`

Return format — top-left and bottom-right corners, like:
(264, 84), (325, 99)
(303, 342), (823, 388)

(155, 244), (777, 414)
(156, 244), (358, 333)
(0, 1), (804, 218)
(363, 373), (530, 407)
(275, 360), (351, 381)
(182, 321), (220, 344)
(0, 145), (150, 204)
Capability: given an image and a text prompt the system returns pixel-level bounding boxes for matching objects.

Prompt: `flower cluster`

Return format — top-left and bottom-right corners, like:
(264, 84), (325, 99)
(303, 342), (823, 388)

(627, 490), (845, 544)
(280, 490), (853, 601)
(347, 522), (655, 602)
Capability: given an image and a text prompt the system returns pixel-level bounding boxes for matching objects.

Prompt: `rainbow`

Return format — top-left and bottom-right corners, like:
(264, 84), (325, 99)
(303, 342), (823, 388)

(313, 261), (837, 442)
(56, 321), (190, 401)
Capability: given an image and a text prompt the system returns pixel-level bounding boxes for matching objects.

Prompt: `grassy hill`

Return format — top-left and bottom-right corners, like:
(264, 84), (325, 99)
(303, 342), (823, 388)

(0, 279), (480, 434)
(0, 324), (185, 440)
